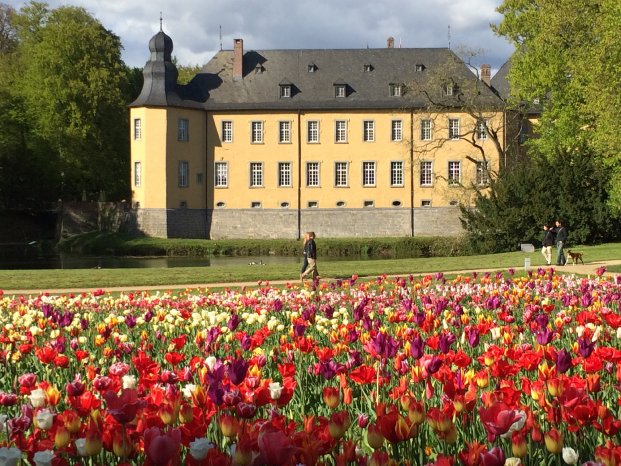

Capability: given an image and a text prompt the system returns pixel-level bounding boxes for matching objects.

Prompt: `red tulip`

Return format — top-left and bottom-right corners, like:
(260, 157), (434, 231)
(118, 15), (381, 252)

(257, 423), (298, 465)
(478, 402), (521, 441)
(103, 388), (145, 425)
(144, 427), (181, 466)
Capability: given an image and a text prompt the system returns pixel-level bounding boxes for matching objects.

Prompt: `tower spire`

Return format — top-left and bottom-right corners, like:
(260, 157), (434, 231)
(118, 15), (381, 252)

(159, 12), (163, 32)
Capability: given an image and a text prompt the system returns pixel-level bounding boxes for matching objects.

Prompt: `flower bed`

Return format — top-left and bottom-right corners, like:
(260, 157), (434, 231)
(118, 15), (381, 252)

(1, 268), (621, 465)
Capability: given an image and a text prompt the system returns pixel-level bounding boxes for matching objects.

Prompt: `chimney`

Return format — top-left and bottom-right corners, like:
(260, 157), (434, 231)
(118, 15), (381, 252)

(387, 36), (394, 48)
(233, 38), (243, 80)
(480, 64), (491, 86)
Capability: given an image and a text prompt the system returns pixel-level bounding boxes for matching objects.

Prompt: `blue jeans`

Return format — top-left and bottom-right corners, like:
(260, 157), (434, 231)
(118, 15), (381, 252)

(556, 241), (566, 265)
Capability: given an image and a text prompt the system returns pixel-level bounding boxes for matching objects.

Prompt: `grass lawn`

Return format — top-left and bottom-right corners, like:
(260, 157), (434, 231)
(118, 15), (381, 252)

(1, 242), (620, 291)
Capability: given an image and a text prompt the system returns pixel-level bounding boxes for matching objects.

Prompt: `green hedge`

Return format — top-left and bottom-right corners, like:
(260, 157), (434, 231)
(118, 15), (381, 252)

(58, 232), (474, 259)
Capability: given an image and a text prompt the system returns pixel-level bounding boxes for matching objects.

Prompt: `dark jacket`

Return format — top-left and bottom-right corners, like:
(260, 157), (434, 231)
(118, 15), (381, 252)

(542, 229), (555, 247)
(304, 239), (317, 260)
(554, 226), (568, 243)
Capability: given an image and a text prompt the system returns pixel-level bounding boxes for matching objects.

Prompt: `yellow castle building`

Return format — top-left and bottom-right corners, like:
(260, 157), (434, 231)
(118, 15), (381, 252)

(130, 29), (507, 239)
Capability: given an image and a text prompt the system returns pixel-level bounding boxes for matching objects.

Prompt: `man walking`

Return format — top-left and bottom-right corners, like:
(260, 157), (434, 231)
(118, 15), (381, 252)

(552, 219), (567, 266)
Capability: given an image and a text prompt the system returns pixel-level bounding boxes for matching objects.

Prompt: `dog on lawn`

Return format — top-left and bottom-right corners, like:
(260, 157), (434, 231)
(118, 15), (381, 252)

(566, 250), (584, 265)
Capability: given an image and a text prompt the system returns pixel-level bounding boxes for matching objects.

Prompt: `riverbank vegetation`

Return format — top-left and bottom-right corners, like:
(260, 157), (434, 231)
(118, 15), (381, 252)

(57, 232), (474, 259)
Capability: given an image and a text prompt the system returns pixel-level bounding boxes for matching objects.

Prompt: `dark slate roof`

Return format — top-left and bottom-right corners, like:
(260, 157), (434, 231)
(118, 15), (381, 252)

(132, 38), (505, 111)
(491, 59), (511, 100)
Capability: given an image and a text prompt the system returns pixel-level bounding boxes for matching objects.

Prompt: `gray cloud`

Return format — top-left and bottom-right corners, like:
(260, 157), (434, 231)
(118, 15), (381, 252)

(6, 0), (514, 73)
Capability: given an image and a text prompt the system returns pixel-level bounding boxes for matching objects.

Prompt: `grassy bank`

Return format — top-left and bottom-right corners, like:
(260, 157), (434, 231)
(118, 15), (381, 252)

(2, 242), (620, 291)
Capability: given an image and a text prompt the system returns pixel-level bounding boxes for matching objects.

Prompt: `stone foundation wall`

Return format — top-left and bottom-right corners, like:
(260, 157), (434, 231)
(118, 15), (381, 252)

(133, 206), (465, 239)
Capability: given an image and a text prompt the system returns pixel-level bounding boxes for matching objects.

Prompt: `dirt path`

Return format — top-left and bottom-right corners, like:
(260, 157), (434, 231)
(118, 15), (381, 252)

(3, 259), (621, 297)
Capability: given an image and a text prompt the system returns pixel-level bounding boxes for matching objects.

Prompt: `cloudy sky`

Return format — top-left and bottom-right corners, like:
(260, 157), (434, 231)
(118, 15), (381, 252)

(6, 0), (514, 73)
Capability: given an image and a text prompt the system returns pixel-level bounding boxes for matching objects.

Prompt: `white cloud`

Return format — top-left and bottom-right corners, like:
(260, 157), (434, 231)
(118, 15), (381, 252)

(5, 0), (513, 71)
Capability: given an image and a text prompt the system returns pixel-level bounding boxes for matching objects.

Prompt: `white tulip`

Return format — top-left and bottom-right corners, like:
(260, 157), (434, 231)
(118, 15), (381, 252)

(29, 388), (47, 408)
(562, 447), (579, 465)
(189, 438), (214, 460)
(34, 409), (55, 430)
(268, 382), (283, 400)
(122, 375), (137, 389)
(0, 447), (21, 466)
(33, 449), (55, 466)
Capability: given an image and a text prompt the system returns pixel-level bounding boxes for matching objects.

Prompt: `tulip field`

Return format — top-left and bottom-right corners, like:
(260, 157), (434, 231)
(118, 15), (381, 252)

(1, 267), (621, 465)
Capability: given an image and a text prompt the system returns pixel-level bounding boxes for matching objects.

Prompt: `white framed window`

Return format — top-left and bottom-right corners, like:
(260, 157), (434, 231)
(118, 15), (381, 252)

(335, 120), (347, 143)
(280, 85), (291, 98)
(363, 121), (375, 142)
(251, 201), (262, 208)
(133, 118), (142, 140)
(421, 200), (432, 207)
(178, 118), (189, 141)
(448, 118), (460, 140)
(421, 119), (432, 141)
(448, 161), (461, 185)
(476, 160), (491, 186)
(391, 120), (402, 141)
(389, 84), (402, 97)
(476, 120), (488, 140)
(251, 121), (263, 143)
(335, 85), (346, 98)
(178, 161), (189, 187)
(307, 201), (318, 208)
(214, 162), (228, 187)
(363, 200), (375, 208)
(279, 121), (291, 143)
(222, 121), (233, 143)
(445, 84), (454, 96)
(278, 162), (292, 187)
(250, 162), (263, 187)
(363, 161), (376, 187)
(307, 120), (319, 143)
(390, 161), (404, 186)
(307, 64), (317, 73)
(335, 162), (348, 187)
(306, 162), (319, 187)
(134, 161), (141, 187)
(420, 161), (433, 186)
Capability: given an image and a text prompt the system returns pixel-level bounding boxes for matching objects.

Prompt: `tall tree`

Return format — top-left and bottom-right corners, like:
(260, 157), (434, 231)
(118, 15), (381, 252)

(494, 0), (621, 209)
(13, 1), (130, 201)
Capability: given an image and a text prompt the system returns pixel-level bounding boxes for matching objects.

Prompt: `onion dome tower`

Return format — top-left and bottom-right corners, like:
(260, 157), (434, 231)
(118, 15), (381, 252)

(131, 18), (179, 106)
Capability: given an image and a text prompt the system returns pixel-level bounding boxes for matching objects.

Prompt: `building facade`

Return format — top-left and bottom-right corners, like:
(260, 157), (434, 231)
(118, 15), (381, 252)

(130, 30), (506, 239)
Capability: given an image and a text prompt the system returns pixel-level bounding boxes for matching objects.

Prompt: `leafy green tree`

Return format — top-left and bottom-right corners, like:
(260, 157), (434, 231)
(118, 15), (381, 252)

(12, 1), (130, 201)
(494, 0), (621, 209)
(461, 147), (619, 253)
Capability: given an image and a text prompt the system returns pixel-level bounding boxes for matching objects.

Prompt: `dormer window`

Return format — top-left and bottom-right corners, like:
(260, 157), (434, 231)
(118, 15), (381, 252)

(364, 64), (374, 72)
(415, 64), (425, 72)
(255, 64), (265, 73)
(307, 64), (317, 73)
(279, 79), (293, 98)
(445, 83), (457, 95)
(389, 83), (402, 97)
(280, 85), (291, 98)
(334, 84), (346, 98)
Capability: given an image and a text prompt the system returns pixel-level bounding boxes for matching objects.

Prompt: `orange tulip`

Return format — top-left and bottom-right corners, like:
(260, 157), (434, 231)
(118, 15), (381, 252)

(322, 386), (340, 409)
(544, 428), (563, 454)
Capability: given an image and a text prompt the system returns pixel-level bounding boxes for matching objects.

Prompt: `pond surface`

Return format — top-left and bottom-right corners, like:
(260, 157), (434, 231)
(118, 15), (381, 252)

(0, 253), (307, 270)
